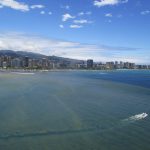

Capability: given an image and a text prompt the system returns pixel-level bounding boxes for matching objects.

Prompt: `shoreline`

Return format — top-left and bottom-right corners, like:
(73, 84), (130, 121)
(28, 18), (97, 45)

(0, 68), (149, 74)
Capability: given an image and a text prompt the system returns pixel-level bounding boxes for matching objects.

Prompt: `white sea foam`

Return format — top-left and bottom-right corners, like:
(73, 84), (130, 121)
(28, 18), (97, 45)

(11, 72), (35, 75)
(124, 113), (148, 122)
(99, 72), (108, 75)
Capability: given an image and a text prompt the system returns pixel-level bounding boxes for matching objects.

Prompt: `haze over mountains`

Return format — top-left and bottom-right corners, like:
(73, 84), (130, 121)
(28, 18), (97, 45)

(0, 50), (83, 64)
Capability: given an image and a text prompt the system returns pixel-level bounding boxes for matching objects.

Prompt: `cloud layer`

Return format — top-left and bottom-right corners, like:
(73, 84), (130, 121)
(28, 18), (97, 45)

(0, 32), (148, 64)
(0, 0), (46, 12)
(94, 0), (128, 7)
(30, 5), (44, 9)
(141, 10), (150, 15)
(0, 0), (29, 11)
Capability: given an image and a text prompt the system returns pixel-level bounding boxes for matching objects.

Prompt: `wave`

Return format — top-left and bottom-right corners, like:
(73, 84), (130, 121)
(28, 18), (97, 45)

(123, 113), (148, 122)
(11, 72), (35, 75)
(99, 73), (108, 75)
(0, 113), (148, 140)
(0, 128), (96, 140)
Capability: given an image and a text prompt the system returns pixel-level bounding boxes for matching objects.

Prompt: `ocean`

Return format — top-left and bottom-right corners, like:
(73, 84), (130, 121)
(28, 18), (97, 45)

(0, 70), (150, 150)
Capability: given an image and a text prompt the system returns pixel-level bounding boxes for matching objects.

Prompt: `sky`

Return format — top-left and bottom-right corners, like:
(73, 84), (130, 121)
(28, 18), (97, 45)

(0, 0), (150, 64)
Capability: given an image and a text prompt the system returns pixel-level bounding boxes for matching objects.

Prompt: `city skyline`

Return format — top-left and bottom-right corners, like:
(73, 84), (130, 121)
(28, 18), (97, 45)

(0, 50), (149, 70)
(0, 0), (150, 64)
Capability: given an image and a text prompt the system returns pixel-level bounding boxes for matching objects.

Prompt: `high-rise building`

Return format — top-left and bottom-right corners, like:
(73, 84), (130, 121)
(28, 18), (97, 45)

(24, 56), (29, 67)
(120, 61), (124, 69)
(106, 62), (114, 69)
(87, 59), (93, 68)
(42, 58), (47, 68)
(115, 61), (119, 69)
(2, 61), (7, 69)
(11, 58), (21, 68)
(124, 62), (129, 69)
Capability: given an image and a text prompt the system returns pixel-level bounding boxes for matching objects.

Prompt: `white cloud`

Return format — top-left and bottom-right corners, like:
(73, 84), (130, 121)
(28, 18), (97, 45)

(64, 5), (70, 10)
(70, 25), (83, 28)
(73, 19), (93, 24)
(105, 13), (112, 17)
(0, 0), (29, 11)
(78, 12), (84, 16)
(30, 5), (45, 9)
(0, 0), (47, 12)
(141, 10), (150, 15)
(0, 32), (148, 63)
(94, 0), (118, 7)
(94, 0), (128, 7)
(59, 25), (64, 28)
(40, 11), (45, 15)
(62, 13), (75, 22)
(61, 5), (70, 10)
(48, 11), (52, 15)
(122, 0), (128, 3)
(78, 11), (92, 16)
(117, 14), (123, 18)
(74, 20), (88, 24)
(86, 11), (92, 15)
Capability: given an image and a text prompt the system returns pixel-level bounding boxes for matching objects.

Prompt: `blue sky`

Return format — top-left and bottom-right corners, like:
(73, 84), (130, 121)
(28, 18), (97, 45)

(0, 0), (150, 64)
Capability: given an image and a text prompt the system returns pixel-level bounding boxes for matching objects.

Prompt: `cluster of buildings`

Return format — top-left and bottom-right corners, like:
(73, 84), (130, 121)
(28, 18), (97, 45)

(0, 55), (81, 70)
(0, 56), (54, 69)
(77, 60), (150, 70)
(0, 55), (149, 70)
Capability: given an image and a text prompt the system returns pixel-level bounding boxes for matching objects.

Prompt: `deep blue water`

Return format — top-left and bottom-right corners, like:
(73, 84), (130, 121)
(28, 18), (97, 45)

(75, 70), (150, 88)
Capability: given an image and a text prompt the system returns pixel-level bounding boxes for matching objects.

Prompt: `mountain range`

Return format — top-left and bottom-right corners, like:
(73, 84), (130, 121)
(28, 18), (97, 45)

(0, 50), (83, 64)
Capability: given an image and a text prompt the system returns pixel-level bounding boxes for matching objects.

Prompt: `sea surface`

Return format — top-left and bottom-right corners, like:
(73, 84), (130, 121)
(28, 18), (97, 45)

(0, 70), (150, 150)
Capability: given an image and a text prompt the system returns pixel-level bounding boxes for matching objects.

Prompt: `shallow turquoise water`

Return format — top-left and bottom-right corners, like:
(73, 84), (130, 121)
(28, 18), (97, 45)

(0, 70), (150, 150)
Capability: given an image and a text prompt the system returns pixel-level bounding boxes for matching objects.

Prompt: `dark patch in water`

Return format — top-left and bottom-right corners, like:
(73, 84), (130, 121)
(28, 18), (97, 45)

(0, 127), (100, 140)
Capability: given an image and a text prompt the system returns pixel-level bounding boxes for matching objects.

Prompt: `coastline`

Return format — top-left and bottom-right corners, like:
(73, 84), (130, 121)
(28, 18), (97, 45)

(0, 68), (150, 74)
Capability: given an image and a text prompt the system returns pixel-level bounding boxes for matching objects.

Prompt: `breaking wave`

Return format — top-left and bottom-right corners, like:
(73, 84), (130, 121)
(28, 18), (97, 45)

(123, 113), (148, 122)
(99, 72), (108, 75)
(11, 72), (35, 75)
